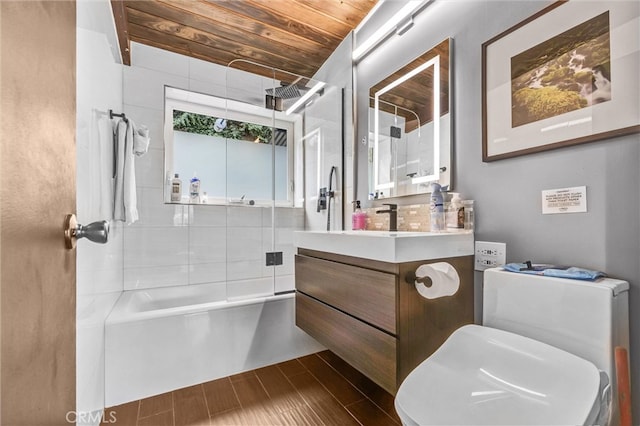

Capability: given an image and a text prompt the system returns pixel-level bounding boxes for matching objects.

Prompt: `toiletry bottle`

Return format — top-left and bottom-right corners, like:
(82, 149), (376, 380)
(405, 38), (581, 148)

(352, 200), (366, 230)
(357, 202), (367, 230)
(201, 192), (208, 204)
(463, 199), (474, 230)
(430, 183), (445, 232)
(170, 173), (182, 203)
(189, 173), (201, 203)
(446, 192), (464, 230)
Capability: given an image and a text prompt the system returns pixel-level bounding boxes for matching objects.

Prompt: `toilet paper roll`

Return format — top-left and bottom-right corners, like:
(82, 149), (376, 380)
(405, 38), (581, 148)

(413, 262), (460, 299)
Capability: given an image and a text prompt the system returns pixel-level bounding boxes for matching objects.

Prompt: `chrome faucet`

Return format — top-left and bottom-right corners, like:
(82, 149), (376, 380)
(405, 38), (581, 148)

(376, 203), (397, 232)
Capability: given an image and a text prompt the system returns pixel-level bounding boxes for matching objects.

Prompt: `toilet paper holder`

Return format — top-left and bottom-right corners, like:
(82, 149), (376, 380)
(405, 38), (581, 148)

(405, 271), (432, 287)
(406, 262), (460, 300)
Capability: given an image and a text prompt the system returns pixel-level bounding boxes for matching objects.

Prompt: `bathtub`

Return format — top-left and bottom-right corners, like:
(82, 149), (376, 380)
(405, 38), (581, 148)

(104, 282), (324, 407)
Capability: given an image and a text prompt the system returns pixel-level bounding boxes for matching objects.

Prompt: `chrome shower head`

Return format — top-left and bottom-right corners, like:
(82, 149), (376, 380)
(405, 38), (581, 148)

(265, 84), (302, 99)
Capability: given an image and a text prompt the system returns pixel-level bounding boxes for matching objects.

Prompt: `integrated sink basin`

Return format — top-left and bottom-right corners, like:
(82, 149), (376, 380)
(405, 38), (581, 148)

(294, 230), (474, 263)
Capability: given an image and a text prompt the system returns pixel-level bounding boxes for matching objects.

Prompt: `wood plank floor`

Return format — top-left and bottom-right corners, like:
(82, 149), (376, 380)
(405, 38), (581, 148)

(102, 350), (400, 426)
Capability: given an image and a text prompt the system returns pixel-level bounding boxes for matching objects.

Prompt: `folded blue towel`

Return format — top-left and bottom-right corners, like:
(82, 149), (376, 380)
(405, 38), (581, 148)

(503, 263), (606, 281)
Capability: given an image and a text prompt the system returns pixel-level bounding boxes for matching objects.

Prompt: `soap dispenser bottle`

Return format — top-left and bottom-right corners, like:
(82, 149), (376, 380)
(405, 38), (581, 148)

(352, 200), (367, 230)
(430, 183), (445, 232)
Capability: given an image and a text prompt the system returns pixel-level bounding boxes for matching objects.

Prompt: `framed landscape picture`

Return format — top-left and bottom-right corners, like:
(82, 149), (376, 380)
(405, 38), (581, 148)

(482, 0), (640, 161)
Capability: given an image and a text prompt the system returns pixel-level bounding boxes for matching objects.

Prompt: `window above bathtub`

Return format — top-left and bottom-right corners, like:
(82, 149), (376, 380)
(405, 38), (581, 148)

(164, 86), (302, 207)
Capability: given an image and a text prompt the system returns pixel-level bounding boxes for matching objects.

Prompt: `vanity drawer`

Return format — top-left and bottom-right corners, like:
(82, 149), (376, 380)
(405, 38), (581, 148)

(295, 254), (396, 334)
(296, 292), (397, 394)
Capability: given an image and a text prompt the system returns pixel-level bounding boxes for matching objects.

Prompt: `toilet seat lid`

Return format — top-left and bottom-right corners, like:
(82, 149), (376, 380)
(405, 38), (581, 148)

(395, 325), (602, 425)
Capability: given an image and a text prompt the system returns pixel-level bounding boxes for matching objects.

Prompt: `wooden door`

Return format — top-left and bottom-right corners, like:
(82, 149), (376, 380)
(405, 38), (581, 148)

(1, 1), (77, 423)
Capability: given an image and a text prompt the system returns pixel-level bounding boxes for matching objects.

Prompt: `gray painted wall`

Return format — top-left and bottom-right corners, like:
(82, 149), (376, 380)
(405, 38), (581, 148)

(355, 0), (639, 417)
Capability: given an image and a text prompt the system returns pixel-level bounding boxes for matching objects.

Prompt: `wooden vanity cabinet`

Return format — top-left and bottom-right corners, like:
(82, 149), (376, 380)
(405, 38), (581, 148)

(295, 248), (474, 395)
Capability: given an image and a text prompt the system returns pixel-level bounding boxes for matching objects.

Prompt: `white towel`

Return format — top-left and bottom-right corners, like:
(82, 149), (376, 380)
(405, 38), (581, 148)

(113, 119), (139, 224)
(132, 122), (150, 156)
(97, 116), (115, 220)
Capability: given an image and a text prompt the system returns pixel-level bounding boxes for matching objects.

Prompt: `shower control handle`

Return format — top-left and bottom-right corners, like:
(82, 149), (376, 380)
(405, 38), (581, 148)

(64, 214), (110, 250)
(317, 187), (327, 212)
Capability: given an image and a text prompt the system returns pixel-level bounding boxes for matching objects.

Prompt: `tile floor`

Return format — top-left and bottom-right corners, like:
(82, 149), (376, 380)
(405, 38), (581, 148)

(102, 350), (400, 426)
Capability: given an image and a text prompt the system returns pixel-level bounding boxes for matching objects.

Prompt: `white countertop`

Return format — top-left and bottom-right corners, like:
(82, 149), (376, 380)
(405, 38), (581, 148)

(294, 230), (474, 263)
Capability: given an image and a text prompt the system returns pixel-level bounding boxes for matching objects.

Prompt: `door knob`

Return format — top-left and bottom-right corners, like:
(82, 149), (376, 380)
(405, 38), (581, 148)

(64, 214), (109, 249)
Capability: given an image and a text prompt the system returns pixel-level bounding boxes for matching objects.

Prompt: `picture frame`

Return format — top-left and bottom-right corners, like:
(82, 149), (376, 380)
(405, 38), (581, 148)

(482, 0), (640, 162)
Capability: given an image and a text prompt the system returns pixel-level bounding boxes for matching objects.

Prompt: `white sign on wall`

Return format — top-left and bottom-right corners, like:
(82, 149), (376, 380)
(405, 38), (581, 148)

(541, 186), (587, 214)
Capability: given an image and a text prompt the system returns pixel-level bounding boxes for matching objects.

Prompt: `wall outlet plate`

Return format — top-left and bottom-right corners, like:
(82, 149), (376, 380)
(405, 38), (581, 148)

(475, 241), (506, 271)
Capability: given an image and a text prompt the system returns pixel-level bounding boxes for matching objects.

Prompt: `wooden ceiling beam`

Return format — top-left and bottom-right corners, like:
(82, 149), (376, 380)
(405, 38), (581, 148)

(126, 6), (326, 72)
(293, 0), (371, 29)
(110, 0), (378, 83)
(111, 0), (131, 65)
(155, 0), (334, 57)
(209, 0), (346, 44)
(128, 23), (318, 80)
(127, 10), (318, 77)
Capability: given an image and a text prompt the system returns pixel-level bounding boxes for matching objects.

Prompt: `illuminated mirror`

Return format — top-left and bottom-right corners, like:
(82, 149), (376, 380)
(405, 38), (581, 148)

(369, 38), (452, 197)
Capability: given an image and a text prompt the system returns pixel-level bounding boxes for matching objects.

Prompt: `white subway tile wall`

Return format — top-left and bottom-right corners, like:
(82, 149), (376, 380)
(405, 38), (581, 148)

(122, 42), (305, 296)
(76, 9), (126, 419)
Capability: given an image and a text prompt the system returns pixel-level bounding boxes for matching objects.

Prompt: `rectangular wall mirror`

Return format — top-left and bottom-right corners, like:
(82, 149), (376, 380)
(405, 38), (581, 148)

(369, 38), (452, 197)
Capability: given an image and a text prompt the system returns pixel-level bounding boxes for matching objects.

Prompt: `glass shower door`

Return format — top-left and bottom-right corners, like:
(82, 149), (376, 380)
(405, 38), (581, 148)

(224, 63), (278, 302)
(223, 61), (341, 302)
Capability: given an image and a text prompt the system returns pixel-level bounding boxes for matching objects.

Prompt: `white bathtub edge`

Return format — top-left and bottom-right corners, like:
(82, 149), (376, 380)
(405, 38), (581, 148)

(105, 291), (324, 406)
(105, 291), (295, 325)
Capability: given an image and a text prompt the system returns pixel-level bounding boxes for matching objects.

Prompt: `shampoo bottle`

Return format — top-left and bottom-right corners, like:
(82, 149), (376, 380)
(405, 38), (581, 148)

(430, 183), (445, 232)
(352, 200), (366, 230)
(189, 173), (201, 203)
(170, 173), (182, 203)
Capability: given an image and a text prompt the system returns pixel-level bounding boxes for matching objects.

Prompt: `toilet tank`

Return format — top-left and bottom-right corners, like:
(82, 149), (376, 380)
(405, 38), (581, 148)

(483, 268), (629, 375)
(483, 267), (629, 422)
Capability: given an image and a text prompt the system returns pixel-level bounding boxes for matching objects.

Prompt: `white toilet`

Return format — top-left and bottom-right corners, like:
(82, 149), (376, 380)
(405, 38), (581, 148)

(395, 267), (630, 425)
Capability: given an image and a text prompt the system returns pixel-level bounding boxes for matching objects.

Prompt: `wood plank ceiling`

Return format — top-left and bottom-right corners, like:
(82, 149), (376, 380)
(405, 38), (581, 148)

(111, 0), (377, 81)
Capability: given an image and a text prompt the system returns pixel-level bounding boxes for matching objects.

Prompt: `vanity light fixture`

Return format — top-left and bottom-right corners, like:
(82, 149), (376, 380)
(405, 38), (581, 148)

(396, 16), (414, 36)
(285, 81), (326, 115)
(352, 0), (425, 61)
